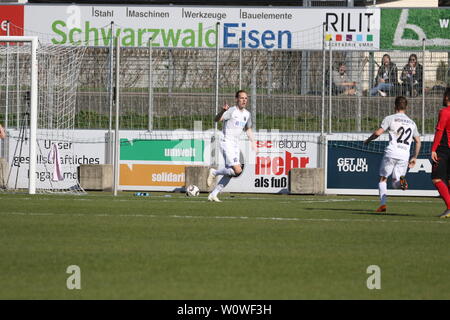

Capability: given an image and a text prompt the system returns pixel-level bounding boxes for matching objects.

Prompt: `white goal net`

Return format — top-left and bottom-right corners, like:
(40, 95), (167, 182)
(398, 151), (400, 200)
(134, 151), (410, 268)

(0, 36), (87, 194)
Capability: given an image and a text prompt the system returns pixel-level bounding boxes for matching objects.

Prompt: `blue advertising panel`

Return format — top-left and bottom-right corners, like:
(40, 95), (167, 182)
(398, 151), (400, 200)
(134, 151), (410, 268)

(327, 140), (435, 192)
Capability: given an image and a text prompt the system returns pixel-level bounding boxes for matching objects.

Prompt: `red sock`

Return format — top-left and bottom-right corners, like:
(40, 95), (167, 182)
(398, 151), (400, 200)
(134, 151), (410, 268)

(434, 181), (450, 209)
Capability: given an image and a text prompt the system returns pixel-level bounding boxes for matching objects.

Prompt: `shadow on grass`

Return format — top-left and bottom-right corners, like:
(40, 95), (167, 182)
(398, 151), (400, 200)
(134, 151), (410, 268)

(306, 207), (417, 217)
(350, 211), (417, 217)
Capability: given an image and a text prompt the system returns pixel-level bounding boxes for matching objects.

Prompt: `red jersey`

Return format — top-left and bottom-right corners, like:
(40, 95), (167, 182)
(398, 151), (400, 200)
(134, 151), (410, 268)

(432, 105), (450, 152)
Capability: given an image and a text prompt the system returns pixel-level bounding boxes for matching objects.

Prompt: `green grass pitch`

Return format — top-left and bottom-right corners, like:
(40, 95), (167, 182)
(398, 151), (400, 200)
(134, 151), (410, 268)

(0, 191), (449, 300)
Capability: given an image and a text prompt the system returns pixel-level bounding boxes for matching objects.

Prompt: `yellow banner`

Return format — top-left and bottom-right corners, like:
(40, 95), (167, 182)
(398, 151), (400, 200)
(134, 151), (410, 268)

(120, 164), (186, 186)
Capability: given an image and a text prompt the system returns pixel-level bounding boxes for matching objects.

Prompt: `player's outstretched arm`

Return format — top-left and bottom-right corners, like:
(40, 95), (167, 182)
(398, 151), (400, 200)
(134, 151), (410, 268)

(364, 128), (384, 144)
(214, 102), (229, 122)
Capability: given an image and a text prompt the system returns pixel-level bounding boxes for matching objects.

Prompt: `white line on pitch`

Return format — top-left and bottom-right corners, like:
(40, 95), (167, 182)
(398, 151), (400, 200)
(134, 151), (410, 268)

(7, 196), (442, 204)
(0, 211), (448, 225)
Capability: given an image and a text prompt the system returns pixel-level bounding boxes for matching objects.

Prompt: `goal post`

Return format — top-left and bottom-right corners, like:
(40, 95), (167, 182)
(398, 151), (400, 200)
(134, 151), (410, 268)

(0, 36), (38, 194)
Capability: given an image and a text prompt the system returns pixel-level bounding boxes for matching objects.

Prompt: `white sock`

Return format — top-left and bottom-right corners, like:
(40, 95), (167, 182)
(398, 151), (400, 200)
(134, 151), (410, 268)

(211, 175), (232, 197)
(379, 181), (387, 205)
(214, 167), (235, 177)
(392, 180), (401, 189)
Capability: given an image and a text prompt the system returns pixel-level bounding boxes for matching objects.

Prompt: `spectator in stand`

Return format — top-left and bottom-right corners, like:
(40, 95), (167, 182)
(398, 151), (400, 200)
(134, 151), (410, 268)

(400, 54), (423, 97)
(370, 54), (398, 97)
(332, 62), (357, 96)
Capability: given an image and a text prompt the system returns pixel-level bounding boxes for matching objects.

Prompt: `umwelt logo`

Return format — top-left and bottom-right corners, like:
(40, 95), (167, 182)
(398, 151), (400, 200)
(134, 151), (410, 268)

(0, 5), (24, 36)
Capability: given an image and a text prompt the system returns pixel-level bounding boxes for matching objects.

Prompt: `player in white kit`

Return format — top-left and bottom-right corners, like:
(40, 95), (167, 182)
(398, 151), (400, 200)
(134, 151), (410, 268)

(206, 90), (257, 202)
(364, 96), (421, 213)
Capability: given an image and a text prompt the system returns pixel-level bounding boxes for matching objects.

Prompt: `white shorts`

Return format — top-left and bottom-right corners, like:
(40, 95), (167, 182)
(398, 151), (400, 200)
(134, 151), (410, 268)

(379, 156), (408, 180)
(220, 139), (240, 167)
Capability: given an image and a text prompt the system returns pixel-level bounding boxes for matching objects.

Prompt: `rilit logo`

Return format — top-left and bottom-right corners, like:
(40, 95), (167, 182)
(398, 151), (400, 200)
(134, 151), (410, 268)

(325, 33), (373, 43)
(393, 9), (450, 47)
(324, 11), (375, 43)
(325, 12), (375, 33)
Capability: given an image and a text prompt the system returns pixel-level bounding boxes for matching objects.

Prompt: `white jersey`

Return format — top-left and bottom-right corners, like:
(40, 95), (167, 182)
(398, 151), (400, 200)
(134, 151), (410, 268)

(222, 106), (252, 142)
(380, 112), (419, 161)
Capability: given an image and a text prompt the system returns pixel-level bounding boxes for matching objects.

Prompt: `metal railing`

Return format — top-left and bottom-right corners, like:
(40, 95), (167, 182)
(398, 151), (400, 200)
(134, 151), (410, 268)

(1, 45), (449, 134)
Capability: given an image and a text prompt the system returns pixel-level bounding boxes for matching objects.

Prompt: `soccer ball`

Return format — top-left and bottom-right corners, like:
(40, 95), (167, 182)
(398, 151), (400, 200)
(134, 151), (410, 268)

(186, 184), (200, 197)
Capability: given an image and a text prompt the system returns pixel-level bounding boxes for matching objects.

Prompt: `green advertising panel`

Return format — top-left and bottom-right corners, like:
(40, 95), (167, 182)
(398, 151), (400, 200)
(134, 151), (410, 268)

(381, 8), (450, 50)
(120, 139), (204, 162)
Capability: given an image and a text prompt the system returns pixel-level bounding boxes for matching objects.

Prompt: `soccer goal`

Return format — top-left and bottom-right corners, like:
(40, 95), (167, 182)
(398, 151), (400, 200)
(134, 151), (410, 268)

(0, 36), (87, 194)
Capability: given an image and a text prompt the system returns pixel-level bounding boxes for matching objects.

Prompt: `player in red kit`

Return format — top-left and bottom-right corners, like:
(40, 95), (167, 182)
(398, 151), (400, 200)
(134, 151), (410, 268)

(431, 87), (450, 218)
